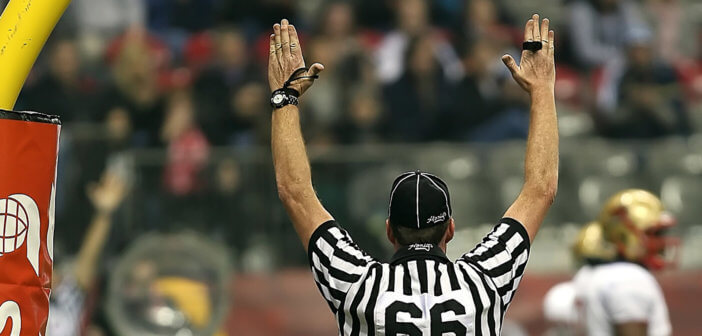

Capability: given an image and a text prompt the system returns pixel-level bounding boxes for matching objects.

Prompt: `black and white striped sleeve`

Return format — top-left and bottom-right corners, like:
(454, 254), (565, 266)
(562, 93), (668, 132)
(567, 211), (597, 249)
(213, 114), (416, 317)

(457, 217), (530, 307)
(307, 220), (375, 313)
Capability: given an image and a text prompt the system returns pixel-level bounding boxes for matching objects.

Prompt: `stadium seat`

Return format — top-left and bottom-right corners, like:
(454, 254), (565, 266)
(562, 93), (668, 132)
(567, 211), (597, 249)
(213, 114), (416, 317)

(447, 177), (501, 227)
(660, 175), (702, 228)
(564, 138), (641, 178)
(485, 141), (526, 180)
(410, 145), (483, 180)
(578, 175), (644, 219)
(646, 137), (692, 182)
(347, 164), (408, 224)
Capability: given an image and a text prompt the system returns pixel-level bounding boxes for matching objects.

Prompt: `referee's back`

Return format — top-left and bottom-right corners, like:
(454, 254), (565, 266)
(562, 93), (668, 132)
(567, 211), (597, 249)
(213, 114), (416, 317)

(308, 173), (530, 335)
(269, 14), (558, 335)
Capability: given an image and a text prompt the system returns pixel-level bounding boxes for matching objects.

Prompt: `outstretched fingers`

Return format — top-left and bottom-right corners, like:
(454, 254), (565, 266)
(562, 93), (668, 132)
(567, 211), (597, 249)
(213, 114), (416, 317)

(532, 14), (540, 41)
(280, 19), (291, 58)
(501, 54), (519, 76)
(524, 18), (534, 42)
(273, 23), (283, 61)
(540, 18), (550, 44)
(548, 30), (555, 56)
(269, 34), (277, 63)
(308, 63), (325, 77)
(289, 24), (303, 59)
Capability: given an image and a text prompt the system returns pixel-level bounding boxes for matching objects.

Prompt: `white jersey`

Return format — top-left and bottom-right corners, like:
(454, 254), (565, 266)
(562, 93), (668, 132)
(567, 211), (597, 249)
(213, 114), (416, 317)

(580, 262), (671, 336)
(542, 266), (592, 335)
(543, 281), (578, 325)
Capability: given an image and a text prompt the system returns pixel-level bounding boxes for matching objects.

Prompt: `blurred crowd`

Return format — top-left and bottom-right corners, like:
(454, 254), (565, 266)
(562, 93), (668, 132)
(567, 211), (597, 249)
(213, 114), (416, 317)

(4, 0), (702, 266)
(4, 0), (702, 260)
(15, 0), (702, 145)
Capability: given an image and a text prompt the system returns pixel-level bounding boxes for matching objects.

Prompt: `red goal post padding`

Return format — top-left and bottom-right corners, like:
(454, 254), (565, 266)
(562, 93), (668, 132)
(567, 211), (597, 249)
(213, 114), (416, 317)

(0, 110), (60, 336)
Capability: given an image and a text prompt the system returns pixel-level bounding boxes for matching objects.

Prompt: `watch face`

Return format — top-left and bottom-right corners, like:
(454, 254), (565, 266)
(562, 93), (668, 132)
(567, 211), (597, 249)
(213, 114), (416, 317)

(272, 94), (285, 105)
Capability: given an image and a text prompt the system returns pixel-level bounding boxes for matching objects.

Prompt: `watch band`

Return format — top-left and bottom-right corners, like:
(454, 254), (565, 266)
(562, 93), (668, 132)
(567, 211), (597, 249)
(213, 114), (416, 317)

(270, 67), (319, 109)
(270, 88), (299, 109)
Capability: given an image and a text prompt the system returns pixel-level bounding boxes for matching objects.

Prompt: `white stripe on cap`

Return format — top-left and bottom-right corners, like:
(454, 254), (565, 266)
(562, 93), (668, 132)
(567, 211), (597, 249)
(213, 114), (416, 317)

(416, 173), (420, 228)
(421, 173), (450, 216)
(388, 173), (414, 216)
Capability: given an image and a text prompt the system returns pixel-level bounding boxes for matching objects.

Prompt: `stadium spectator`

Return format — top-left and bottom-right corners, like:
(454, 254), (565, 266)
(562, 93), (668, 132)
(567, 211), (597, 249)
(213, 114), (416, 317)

(568, 0), (649, 68)
(463, 0), (517, 46)
(302, 1), (368, 129)
(375, 0), (463, 84)
(71, 0), (145, 61)
(23, 38), (99, 123)
(447, 37), (529, 142)
(382, 34), (456, 142)
(145, 0), (216, 54)
(599, 33), (691, 138)
(334, 87), (384, 144)
(162, 91), (210, 197)
(194, 27), (263, 145)
(205, 158), (263, 256)
(158, 90), (212, 232)
(146, 0), (215, 34)
(644, 0), (687, 64)
(101, 29), (167, 147)
(48, 169), (128, 336)
(229, 82), (271, 146)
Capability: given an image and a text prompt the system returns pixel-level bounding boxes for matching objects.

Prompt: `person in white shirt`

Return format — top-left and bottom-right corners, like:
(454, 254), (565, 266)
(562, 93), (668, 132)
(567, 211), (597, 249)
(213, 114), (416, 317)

(544, 190), (677, 336)
(581, 189), (677, 336)
(543, 221), (613, 336)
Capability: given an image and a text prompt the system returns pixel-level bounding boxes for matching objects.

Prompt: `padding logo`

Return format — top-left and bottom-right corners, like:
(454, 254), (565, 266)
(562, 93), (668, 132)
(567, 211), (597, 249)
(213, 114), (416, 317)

(0, 301), (21, 336)
(0, 194), (40, 276)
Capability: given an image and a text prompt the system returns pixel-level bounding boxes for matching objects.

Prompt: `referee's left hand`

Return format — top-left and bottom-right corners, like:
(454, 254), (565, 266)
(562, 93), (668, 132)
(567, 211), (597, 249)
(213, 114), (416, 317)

(268, 18), (324, 95)
(501, 14), (555, 94)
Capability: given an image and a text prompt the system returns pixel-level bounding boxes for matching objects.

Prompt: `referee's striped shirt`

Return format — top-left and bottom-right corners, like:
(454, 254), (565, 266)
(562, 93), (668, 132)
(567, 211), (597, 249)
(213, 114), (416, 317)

(308, 217), (530, 335)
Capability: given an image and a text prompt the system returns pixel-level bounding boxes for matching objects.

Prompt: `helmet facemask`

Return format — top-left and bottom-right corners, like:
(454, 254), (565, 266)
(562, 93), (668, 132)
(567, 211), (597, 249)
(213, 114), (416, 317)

(612, 207), (679, 270)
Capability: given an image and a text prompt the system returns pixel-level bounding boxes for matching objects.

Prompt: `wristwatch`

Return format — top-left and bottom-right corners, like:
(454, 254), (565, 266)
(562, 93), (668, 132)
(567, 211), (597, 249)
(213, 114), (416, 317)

(270, 88), (299, 109)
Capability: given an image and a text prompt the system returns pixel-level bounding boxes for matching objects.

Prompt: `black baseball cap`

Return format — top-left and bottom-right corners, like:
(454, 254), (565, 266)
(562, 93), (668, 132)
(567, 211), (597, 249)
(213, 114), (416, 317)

(388, 171), (452, 229)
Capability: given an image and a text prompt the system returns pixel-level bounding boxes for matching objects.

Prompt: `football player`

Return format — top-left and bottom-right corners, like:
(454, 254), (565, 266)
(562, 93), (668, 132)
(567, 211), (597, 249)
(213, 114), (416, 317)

(543, 221), (613, 335)
(581, 189), (676, 336)
(544, 189), (677, 336)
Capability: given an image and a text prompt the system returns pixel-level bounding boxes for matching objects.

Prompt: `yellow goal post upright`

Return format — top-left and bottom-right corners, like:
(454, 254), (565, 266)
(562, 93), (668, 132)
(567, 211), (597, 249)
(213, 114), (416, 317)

(0, 0), (72, 110)
(0, 1), (70, 336)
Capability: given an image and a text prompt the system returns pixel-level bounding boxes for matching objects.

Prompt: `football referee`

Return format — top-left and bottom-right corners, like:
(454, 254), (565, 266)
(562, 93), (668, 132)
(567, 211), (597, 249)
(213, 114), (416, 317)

(269, 14), (558, 336)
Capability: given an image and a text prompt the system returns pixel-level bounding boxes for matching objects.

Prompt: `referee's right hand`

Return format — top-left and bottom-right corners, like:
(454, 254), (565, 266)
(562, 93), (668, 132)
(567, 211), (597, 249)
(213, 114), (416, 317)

(268, 18), (324, 95)
(501, 14), (555, 94)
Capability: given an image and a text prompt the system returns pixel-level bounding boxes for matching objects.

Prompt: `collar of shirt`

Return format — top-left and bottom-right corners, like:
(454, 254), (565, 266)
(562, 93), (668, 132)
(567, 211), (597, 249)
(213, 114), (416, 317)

(390, 243), (450, 265)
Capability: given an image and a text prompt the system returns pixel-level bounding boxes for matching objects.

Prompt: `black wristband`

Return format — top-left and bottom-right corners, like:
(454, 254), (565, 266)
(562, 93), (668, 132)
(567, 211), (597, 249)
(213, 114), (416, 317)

(270, 88), (299, 108)
(278, 87), (299, 98)
(522, 41), (543, 52)
(270, 66), (319, 109)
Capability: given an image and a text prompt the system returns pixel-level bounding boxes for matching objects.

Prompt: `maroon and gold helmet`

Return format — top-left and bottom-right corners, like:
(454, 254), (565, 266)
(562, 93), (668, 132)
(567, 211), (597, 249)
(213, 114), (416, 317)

(598, 189), (679, 270)
(572, 221), (615, 265)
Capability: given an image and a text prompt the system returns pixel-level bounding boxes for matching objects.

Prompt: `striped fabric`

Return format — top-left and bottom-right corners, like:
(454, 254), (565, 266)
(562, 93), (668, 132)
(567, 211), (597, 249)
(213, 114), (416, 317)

(308, 218), (530, 336)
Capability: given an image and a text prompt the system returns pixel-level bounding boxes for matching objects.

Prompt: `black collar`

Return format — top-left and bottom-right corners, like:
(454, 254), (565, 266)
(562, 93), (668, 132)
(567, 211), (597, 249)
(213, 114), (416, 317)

(390, 243), (450, 265)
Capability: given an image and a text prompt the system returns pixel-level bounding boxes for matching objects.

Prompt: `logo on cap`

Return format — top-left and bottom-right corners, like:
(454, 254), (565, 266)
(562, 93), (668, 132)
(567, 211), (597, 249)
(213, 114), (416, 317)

(388, 171), (452, 229)
(427, 212), (447, 225)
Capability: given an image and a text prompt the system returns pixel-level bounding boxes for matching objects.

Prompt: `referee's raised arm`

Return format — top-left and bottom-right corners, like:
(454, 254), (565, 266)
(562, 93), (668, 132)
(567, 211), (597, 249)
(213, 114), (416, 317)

(268, 19), (333, 249)
(501, 14), (559, 242)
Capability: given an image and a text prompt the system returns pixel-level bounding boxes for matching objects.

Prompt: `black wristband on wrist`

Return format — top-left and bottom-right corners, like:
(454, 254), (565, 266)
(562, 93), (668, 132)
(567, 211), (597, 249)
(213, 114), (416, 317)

(270, 88), (299, 108)
(270, 66), (320, 109)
